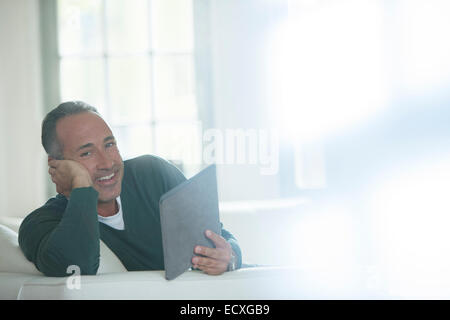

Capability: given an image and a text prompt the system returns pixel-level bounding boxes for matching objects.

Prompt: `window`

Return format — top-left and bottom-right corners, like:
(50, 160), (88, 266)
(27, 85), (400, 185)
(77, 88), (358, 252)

(43, 0), (202, 178)
(271, 0), (387, 195)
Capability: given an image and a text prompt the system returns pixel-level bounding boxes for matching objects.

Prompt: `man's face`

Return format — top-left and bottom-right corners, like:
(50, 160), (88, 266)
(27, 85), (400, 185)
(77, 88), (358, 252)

(55, 112), (124, 203)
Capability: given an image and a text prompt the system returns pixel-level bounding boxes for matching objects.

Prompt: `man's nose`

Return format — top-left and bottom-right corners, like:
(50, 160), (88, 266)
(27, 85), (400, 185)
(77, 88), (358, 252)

(96, 151), (114, 170)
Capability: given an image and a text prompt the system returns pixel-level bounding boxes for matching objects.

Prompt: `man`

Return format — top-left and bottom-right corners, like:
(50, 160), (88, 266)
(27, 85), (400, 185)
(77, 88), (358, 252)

(19, 101), (241, 277)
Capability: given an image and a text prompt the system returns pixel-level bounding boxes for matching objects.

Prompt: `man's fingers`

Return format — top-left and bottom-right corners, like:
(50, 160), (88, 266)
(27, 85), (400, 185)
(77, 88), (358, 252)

(192, 256), (215, 267)
(192, 256), (227, 276)
(194, 246), (221, 259)
(205, 230), (228, 249)
(48, 159), (60, 169)
(191, 231), (232, 276)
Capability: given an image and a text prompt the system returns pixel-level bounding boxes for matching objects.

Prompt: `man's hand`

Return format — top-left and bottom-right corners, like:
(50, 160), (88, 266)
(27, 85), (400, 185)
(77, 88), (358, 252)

(192, 230), (233, 275)
(48, 159), (92, 198)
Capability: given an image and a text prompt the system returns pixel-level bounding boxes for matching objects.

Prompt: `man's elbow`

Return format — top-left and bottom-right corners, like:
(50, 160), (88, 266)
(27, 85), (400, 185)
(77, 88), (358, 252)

(38, 251), (99, 277)
(39, 263), (99, 277)
(79, 260), (99, 276)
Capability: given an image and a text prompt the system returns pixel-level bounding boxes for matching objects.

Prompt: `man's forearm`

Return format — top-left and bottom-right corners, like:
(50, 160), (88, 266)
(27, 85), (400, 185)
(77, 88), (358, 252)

(35, 187), (101, 276)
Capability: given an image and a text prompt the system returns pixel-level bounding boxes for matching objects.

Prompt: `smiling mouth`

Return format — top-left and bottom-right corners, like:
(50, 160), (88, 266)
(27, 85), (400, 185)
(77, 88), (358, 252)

(96, 172), (117, 185)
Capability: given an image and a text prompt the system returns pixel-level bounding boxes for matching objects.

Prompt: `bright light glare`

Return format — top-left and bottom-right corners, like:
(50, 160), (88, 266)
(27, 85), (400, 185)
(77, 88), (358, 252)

(271, 0), (387, 142)
(370, 156), (450, 298)
(289, 209), (357, 268)
(285, 208), (363, 297)
(400, 0), (450, 93)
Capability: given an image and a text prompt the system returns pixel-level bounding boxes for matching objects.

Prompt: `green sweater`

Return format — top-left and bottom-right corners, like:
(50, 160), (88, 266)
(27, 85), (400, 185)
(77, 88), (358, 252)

(19, 155), (242, 277)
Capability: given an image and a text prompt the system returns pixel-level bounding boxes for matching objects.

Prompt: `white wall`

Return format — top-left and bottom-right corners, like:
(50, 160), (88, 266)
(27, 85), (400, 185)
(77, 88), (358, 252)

(0, 0), (46, 217)
(209, 0), (283, 201)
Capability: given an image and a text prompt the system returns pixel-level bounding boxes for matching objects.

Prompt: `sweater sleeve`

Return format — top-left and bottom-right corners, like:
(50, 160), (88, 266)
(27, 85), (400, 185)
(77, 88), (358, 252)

(18, 187), (101, 277)
(221, 225), (243, 269)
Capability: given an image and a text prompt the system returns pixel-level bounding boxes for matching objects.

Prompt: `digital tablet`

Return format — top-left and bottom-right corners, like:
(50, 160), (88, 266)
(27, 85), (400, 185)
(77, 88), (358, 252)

(159, 165), (221, 280)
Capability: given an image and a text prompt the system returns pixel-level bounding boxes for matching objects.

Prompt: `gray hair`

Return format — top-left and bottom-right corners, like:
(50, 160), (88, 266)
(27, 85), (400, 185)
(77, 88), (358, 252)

(41, 101), (99, 159)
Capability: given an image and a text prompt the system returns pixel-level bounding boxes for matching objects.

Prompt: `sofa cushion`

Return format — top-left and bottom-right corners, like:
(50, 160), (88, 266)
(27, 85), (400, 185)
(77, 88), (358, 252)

(0, 224), (41, 275)
(0, 216), (23, 233)
(17, 267), (307, 299)
(0, 222), (126, 275)
(0, 273), (41, 300)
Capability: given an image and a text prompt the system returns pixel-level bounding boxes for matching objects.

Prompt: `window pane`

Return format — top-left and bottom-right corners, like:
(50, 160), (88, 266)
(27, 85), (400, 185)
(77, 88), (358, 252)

(108, 56), (152, 124)
(154, 55), (198, 121)
(151, 0), (194, 51)
(105, 0), (149, 54)
(58, 0), (103, 55)
(113, 125), (153, 160)
(60, 58), (105, 112)
(155, 122), (202, 177)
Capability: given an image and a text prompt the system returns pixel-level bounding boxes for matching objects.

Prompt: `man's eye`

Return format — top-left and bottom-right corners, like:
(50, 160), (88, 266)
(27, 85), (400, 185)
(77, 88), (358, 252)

(106, 142), (116, 148)
(80, 151), (91, 157)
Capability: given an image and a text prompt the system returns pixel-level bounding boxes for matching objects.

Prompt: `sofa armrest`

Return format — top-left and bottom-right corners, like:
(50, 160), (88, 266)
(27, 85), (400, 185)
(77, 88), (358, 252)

(17, 266), (306, 300)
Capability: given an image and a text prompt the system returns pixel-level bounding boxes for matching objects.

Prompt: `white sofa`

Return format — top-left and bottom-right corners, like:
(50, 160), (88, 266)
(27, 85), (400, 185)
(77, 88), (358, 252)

(0, 209), (307, 300)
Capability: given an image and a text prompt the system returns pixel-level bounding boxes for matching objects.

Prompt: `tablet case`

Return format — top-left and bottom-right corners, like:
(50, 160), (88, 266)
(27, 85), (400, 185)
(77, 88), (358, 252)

(159, 165), (221, 280)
